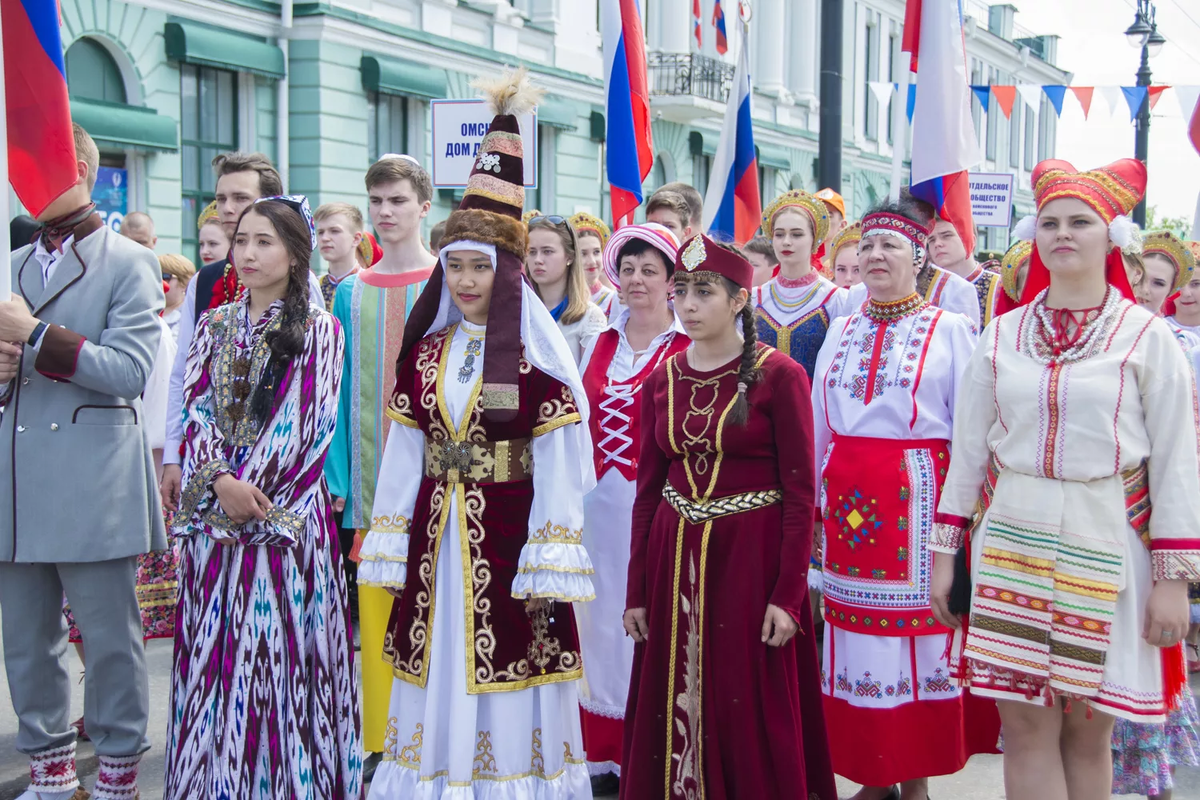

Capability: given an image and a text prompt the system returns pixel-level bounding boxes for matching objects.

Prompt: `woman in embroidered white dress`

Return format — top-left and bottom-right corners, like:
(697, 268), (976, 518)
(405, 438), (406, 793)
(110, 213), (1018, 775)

(811, 201), (980, 800)
(930, 159), (1200, 800)
(754, 190), (849, 381)
(359, 69), (597, 800)
(574, 223), (688, 794)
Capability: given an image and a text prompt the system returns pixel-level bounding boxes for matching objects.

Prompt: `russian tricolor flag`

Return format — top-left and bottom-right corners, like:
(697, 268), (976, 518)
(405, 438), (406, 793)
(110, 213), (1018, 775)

(902, 0), (981, 252)
(602, 0), (654, 228)
(712, 0), (728, 55)
(4, 0), (78, 217)
(702, 30), (759, 245)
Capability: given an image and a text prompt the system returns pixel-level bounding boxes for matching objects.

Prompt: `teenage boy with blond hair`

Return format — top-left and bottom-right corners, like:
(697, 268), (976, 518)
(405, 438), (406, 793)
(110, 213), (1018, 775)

(315, 201), (366, 310)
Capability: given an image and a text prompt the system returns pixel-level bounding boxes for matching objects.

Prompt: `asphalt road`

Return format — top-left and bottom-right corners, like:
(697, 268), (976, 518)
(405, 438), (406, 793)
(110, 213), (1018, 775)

(0, 623), (1196, 799)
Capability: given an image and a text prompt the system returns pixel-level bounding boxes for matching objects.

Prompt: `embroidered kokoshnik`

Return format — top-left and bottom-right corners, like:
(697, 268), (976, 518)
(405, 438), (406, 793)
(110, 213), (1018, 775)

(424, 436), (532, 484)
(662, 483), (782, 525)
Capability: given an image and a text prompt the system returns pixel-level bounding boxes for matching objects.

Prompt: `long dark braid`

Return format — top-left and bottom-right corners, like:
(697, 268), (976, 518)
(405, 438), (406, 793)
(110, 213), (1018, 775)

(708, 239), (761, 427)
(238, 202), (313, 428)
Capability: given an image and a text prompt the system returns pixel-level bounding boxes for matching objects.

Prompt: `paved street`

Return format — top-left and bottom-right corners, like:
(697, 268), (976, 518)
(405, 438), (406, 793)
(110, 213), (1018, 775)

(0, 615), (1197, 799)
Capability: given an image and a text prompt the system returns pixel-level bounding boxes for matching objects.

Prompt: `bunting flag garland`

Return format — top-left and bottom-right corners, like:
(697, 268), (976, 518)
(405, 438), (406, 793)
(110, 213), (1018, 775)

(867, 81), (1200, 127)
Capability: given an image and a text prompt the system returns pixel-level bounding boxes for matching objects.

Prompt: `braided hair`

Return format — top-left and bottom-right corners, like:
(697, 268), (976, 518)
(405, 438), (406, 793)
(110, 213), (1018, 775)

(234, 201), (313, 429)
(709, 240), (760, 427)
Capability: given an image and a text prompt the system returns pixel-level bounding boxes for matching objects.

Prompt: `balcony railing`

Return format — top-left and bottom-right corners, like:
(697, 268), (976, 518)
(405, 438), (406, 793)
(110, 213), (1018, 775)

(647, 52), (735, 104)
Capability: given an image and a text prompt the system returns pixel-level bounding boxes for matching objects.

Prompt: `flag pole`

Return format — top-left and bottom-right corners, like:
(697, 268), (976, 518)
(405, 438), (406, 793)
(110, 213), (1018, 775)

(888, 71), (909, 204)
(0, 0), (11, 299)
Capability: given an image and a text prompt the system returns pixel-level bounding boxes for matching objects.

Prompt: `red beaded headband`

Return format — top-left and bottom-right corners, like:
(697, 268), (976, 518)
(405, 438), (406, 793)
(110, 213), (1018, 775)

(860, 211), (930, 252)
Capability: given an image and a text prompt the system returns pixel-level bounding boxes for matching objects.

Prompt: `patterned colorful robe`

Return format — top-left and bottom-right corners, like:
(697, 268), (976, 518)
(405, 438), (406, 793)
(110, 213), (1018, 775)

(167, 298), (361, 799)
(326, 267), (433, 530)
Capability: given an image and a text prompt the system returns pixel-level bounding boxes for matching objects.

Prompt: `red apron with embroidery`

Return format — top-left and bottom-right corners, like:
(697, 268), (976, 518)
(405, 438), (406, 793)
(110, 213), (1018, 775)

(821, 434), (952, 637)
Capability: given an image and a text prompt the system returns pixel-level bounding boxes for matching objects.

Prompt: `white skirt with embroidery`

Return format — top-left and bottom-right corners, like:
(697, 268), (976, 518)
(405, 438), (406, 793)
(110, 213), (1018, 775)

(366, 494), (591, 800)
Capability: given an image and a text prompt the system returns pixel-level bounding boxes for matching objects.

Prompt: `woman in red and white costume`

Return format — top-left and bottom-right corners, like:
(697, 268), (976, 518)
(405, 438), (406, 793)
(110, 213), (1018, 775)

(812, 200), (982, 800)
(575, 222), (688, 794)
(931, 159), (1200, 800)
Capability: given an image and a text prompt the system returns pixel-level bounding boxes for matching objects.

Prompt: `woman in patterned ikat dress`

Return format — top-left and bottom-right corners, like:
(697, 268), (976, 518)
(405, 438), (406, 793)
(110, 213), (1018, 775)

(165, 195), (362, 798)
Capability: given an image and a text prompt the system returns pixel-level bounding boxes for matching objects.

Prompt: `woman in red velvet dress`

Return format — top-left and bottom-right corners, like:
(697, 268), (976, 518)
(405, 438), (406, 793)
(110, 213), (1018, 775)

(620, 234), (837, 800)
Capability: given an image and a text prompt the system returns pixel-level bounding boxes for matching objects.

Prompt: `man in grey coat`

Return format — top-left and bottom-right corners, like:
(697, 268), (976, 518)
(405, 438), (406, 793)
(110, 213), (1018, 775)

(0, 123), (165, 800)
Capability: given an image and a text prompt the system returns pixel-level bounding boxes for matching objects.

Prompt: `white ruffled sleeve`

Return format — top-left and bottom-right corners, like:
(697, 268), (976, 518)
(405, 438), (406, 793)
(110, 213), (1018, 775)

(510, 421), (596, 602)
(356, 418), (424, 589)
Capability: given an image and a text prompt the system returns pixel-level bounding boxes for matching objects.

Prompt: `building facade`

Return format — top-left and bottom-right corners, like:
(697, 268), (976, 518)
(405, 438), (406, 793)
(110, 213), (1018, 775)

(40, 0), (1067, 263)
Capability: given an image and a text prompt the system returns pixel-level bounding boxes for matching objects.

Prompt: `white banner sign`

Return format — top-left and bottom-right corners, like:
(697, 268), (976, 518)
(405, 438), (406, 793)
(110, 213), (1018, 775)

(430, 99), (538, 189)
(968, 172), (1015, 228)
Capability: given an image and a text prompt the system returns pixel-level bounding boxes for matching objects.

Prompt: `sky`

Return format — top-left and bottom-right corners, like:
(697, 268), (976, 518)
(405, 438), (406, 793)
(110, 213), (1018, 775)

(1010, 0), (1200, 231)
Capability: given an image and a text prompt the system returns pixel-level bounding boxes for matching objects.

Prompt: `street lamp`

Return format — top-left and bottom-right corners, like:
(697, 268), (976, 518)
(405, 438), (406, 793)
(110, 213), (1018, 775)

(1124, 0), (1164, 226)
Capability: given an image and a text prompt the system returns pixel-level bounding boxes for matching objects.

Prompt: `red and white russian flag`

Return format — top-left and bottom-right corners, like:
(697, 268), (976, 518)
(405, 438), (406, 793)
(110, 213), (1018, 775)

(602, 0), (655, 228)
(693, 0), (702, 48)
(902, 0), (982, 251)
(701, 29), (759, 245)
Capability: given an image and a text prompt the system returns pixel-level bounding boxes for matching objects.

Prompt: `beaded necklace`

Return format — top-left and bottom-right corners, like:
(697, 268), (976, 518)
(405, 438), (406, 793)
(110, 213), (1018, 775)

(1022, 288), (1120, 365)
(863, 292), (925, 324)
(768, 274), (824, 311)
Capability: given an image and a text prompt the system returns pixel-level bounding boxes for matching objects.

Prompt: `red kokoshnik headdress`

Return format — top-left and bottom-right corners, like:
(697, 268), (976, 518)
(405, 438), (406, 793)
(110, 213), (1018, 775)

(1014, 158), (1148, 309)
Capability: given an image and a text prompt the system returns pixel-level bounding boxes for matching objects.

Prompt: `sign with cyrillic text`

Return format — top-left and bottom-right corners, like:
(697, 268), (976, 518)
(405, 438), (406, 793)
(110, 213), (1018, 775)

(431, 99), (538, 188)
(968, 172), (1015, 227)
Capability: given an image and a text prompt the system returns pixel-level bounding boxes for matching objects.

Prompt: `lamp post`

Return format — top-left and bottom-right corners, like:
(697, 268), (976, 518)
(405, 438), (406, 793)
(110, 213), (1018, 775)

(1124, 0), (1165, 227)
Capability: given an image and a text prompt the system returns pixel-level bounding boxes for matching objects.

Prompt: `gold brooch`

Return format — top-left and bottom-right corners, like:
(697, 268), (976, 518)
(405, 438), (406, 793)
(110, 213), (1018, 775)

(682, 235), (707, 272)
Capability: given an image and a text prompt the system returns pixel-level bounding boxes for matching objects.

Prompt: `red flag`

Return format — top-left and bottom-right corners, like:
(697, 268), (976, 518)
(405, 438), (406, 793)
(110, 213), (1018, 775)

(3, 0), (78, 216)
(693, 0), (701, 47)
(902, 0), (922, 72)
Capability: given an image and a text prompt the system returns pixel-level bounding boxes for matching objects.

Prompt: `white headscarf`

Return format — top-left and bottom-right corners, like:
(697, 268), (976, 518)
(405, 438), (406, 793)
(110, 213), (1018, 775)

(431, 240), (596, 494)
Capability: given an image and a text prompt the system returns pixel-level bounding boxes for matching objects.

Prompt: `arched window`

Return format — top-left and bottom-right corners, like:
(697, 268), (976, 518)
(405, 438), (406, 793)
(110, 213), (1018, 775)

(65, 38), (127, 104)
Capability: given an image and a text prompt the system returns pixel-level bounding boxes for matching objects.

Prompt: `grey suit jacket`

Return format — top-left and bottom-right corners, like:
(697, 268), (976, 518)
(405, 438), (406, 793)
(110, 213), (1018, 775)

(0, 214), (168, 562)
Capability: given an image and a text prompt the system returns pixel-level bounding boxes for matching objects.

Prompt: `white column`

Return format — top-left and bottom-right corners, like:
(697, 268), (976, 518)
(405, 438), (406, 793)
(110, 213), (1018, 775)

(659, 0), (689, 53)
(756, 0), (786, 95)
(788, 0), (818, 104)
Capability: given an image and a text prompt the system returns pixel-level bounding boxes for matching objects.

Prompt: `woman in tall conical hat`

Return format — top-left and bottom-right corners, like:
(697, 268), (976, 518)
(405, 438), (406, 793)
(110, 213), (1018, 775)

(930, 158), (1200, 800)
(753, 189), (850, 380)
(360, 67), (597, 800)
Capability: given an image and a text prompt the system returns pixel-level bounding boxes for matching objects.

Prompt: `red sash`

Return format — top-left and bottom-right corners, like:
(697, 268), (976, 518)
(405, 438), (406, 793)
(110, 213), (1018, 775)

(821, 434), (951, 637)
(582, 328), (689, 482)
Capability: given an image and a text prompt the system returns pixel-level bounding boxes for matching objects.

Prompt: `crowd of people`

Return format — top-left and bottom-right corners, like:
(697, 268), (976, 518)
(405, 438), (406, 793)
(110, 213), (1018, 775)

(1, 67), (1200, 800)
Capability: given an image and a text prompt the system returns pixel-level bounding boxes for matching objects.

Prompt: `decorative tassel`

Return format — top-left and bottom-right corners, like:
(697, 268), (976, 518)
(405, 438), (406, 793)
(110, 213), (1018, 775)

(1162, 641), (1187, 712)
(349, 531), (364, 564)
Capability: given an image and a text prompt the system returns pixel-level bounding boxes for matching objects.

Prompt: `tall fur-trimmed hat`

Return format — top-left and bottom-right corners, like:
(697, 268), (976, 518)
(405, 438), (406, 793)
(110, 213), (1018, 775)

(398, 66), (542, 422)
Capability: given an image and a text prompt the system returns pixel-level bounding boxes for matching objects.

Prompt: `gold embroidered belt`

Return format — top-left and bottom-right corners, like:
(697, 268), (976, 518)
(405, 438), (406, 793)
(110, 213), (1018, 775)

(425, 436), (533, 484)
(662, 483), (782, 525)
